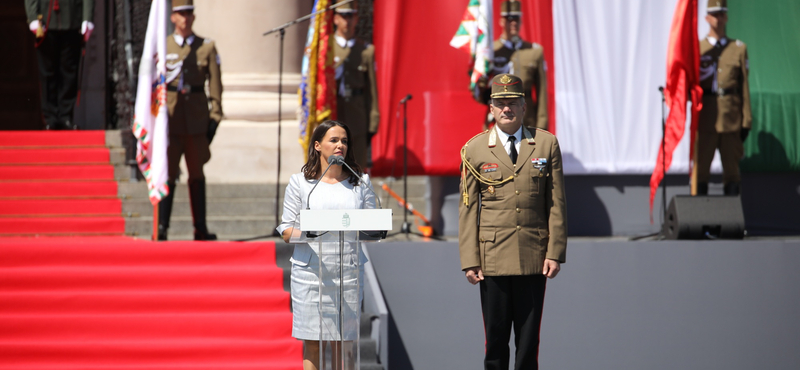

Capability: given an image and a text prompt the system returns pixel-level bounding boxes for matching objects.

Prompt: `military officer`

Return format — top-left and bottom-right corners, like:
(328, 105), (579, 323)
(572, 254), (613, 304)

(476, 0), (548, 130)
(694, 0), (751, 196)
(158, 0), (222, 241)
(459, 74), (567, 370)
(25, 0), (95, 130)
(332, 1), (379, 167)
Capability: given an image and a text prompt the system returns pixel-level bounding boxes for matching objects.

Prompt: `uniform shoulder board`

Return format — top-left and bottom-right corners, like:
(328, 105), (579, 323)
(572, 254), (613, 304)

(204, 38), (213, 44)
(463, 130), (489, 148)
(735, 39), (744, 47)
(532, 42), (542, 49)
(534, 128), (554, 136)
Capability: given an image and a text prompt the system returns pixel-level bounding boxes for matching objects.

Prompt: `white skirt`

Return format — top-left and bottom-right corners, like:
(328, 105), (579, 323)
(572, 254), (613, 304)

(291, 248), (364, 341)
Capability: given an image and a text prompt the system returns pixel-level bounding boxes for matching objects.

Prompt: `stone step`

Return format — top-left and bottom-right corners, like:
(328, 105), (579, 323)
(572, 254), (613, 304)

(122, 199), (277, 217)
(127, 213), (426, 240)
(118, 182), (281, 199)
(118, 178), (430, 199)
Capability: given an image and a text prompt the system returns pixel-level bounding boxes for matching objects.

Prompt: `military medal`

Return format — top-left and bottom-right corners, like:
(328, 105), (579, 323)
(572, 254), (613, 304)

(488, 186), (495, 194)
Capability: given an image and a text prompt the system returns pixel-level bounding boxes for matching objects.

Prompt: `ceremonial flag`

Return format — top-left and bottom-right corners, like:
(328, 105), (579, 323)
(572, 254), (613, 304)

(450, 0), (494, 90)
(298, 0), (337, 159)
(649, 0), (703, 220)
(132, 0), (170, 205)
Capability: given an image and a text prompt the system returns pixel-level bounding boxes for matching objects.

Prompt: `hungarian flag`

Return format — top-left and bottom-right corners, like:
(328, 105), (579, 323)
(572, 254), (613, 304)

(298, 0), (337, 159)
(649, 0), (703, 220)
(132, 0), (169, 205)
(450, 0), (494, 91)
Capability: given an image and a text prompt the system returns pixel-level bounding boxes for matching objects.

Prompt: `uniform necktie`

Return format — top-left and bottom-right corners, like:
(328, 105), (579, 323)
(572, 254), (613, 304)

(508, 136), (518, 164)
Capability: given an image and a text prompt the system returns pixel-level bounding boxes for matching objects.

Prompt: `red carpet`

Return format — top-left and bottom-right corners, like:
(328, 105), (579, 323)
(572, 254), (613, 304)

(0, 237), (302, 369)
(0, 131), (123, 236)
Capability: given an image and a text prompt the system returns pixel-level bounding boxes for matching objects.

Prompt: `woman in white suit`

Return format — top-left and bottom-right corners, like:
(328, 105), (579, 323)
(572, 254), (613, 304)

(277, 120), (376, 370)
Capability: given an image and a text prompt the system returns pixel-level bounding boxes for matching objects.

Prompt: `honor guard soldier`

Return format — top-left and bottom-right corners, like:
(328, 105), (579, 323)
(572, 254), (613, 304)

(158, 0), (223, 241)
(695, 0), (751, 196)
(332, 1), (379, 167)
(25, 0), (95, 130)
(459, 74), (567, 370)
(475, 0), (548, 131)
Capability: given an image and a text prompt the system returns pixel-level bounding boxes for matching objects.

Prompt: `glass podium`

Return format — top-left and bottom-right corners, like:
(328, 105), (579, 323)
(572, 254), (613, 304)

(288, 209), (392, 370)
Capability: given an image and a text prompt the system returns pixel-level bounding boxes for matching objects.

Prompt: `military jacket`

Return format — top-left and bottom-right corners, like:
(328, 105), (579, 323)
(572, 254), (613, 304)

(25, 0), (94, 31)
(459, 126), (567, 276)
(333, 37), (379, 135)
(476, 39), (548, 130)
(165, 34), (223, 136)
(699, 37), (752, 133)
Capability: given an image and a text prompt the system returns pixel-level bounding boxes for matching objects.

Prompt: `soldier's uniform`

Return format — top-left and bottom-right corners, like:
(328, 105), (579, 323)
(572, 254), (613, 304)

(459, 74), (566, 370)
(333, 3), (379, 167)
(476, 0), (548, 130)
(694, 0), (751, 195)
(25, 0), (95, 130)
(158, 0), (223, 241)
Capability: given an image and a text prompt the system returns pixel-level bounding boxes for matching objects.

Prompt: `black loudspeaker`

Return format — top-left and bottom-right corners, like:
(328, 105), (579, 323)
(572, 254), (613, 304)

(663, 195), (745, 239)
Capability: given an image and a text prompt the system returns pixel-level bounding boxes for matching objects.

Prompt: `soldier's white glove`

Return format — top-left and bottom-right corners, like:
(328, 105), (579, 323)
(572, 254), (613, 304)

(29, 20), (40, 34)
(81, 21), (94, 42)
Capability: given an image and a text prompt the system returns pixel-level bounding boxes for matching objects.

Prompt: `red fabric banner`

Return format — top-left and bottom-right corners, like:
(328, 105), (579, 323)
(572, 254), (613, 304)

(649, 0), (703, 219)
(372, 0), (554, 177)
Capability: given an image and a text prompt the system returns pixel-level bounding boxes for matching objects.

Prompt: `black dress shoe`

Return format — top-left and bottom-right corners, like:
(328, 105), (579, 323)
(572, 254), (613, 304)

(63, 120), (78, 130)
(157, 225), (168, 241)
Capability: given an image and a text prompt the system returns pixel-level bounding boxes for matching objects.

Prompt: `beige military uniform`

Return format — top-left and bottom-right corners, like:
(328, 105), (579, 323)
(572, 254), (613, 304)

(695, 36), (751, 186)
(459, 126), (567, 275)
(165, 33), (222, 182)
(334, 37), (379, 167)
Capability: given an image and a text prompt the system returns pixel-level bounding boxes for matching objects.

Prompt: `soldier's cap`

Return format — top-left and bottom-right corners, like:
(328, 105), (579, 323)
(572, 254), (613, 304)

(707, 0), (727, 13)
(172, 0), (194, 12)
(334, 0), (358, 14)
(490, 74), (525, 99)
(500, 1), (522, 17)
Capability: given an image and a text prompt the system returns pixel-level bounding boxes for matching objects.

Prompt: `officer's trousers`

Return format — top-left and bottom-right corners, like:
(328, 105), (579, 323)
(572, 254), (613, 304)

(480, 274), (547, 370)
(694, 129), (743, 185)
(167, 134), (211, 183)
(37, 30), (82, 128)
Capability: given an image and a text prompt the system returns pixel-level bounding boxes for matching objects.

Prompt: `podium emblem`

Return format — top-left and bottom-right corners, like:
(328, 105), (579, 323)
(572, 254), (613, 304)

(342, 213), (351, 228)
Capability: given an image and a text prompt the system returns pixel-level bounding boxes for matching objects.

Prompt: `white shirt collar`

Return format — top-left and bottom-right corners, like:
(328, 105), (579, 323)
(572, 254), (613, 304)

(500, 37), (524, 50)
(707, 36), (727, 47)
(173, 33), (195, 47)
(495, 125), (523, 152)
(335, 35), (356, 48)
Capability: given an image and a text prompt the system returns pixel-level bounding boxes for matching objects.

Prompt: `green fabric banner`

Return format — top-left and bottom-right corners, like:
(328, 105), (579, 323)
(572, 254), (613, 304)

(729, 0), (800, 172)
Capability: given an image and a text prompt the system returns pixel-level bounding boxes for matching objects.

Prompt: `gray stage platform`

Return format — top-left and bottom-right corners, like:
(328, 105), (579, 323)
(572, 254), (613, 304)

(367, 239), (800, 370)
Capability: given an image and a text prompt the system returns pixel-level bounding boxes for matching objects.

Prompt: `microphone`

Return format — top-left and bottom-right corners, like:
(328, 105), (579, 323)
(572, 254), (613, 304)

(328, 155), (345, 166)
(400, 94), (412, 104)
(658, 86), (664, 92)
(337, 157), (386, 240)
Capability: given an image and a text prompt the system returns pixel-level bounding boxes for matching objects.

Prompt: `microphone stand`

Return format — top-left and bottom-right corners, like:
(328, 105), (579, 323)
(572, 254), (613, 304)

(631, 86), (668, 241)
(386, 95), (438, 240)
(261, 0), (354, 238)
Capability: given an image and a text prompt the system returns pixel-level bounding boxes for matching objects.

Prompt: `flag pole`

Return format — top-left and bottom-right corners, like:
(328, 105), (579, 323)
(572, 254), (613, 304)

(152, 203), (159, 241)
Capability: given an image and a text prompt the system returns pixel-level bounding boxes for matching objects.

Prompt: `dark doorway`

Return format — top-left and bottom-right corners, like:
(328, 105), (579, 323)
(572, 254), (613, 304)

(0, 1), (43, 130)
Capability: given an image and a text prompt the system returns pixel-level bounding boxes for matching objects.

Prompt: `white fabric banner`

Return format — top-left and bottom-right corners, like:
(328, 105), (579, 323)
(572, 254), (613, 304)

(554, 0), (718, 175)
(133, 0), (170, 204)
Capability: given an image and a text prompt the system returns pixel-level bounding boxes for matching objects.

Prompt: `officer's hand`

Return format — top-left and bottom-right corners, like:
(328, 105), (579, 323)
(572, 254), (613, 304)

(543, 259), (560, 279)
(81, 21), (94, 43)
(465, 267), (484, 285)
(29, 20), (40, 34)
(741, 128), (750, 142)
(207, 119), (219, 143)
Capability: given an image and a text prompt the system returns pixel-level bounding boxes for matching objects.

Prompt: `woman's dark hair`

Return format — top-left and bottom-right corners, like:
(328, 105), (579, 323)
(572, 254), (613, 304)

(302, 120), (364, 185)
